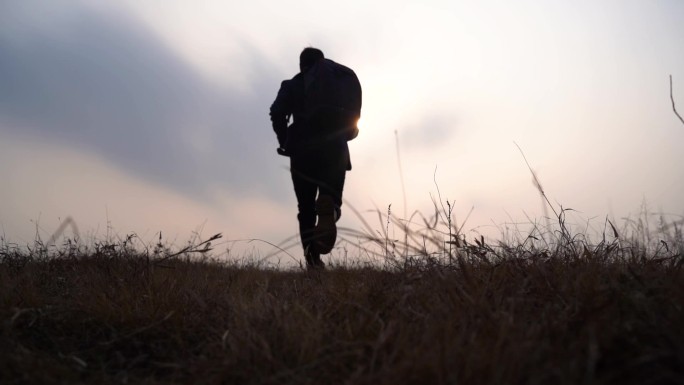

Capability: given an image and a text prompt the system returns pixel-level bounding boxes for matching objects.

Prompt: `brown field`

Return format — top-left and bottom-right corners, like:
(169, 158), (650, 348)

(1, 214), (683, 385)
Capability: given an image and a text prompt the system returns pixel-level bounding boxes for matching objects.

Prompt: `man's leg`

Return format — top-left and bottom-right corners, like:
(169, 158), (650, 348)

(290, 155), (323, 268)
(319, 160), (346, 216)
(313, 149), (347, 254)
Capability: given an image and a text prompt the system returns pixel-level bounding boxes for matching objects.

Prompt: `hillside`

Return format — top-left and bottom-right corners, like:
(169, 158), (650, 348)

(1, 226), (682, 385)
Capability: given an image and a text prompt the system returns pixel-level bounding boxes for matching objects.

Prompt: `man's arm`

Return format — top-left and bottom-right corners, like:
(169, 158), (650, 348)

(270, 80), (291, 149)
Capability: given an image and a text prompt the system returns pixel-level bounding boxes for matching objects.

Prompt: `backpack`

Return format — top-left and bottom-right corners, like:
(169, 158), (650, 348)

(303, 59), (362, 141)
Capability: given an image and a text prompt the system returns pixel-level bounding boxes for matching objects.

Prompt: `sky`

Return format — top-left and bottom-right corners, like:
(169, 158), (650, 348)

(1, 0), (683, 262)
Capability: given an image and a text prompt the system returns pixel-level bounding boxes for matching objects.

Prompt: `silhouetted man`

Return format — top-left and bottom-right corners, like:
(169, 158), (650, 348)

(270, 47), (361, 269)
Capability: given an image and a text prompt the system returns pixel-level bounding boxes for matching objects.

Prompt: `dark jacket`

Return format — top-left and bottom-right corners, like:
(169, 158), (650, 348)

(270, 72), (351, 170)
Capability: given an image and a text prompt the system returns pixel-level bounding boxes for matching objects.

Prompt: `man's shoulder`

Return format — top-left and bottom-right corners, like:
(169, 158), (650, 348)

(279, 73), (303, 89)
(280, 73), (305, 99)
(284, 71), (302, 80)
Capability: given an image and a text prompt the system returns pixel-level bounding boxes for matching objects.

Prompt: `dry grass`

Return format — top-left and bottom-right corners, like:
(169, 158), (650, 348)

(2, 210), (683, 385)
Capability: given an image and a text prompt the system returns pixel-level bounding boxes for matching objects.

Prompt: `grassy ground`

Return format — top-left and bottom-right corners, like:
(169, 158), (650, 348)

(1, 219), (683, 385)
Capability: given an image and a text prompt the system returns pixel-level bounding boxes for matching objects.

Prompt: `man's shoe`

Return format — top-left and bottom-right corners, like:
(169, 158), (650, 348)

(314, 194), (337, 254)
(304, 245), (325, 270)
(310, 258), (325, 270)
(304, 245), (316, 268)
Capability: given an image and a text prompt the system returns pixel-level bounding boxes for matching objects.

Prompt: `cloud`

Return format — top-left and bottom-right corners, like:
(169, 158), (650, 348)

(400, 113), (458, 151)
(0, 133), (297, 249)
(0, 2), (289, 203)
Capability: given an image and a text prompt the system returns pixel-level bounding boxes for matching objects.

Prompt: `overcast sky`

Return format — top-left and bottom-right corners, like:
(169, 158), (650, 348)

(2, 0), (683, 261)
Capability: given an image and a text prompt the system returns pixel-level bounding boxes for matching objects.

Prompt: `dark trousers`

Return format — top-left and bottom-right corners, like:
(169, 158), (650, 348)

(290, 148), (347, 253)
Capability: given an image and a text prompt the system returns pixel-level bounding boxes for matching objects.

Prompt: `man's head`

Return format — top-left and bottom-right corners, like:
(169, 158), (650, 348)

(299, 47), (324, 73)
